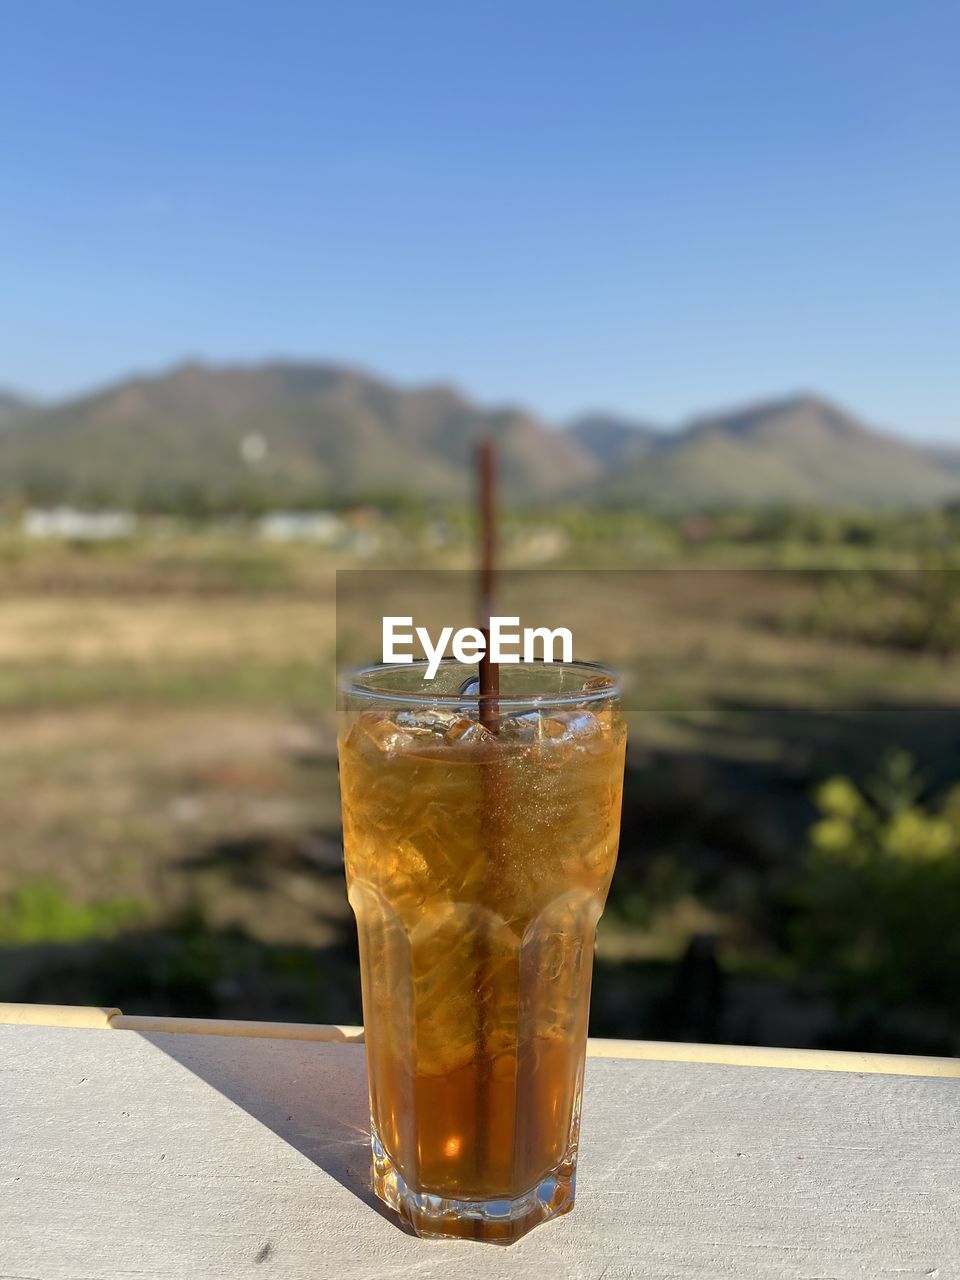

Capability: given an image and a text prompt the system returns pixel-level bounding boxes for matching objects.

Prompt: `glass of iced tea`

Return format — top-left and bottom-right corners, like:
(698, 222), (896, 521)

(337, 659), (626, 1243)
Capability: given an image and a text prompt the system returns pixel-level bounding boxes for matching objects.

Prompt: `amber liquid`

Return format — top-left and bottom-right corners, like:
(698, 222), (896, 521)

(339, 707), (626, 1204)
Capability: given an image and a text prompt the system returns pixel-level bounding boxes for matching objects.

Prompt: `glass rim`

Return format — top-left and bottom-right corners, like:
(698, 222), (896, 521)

(339, 658), (621, 709)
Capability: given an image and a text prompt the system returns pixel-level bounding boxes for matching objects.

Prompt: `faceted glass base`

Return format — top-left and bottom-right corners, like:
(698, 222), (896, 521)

(371, 1130), (576, 1245)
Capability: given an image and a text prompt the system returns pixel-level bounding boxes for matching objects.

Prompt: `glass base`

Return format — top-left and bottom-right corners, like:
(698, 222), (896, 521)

(371, 1130), (576, 1244)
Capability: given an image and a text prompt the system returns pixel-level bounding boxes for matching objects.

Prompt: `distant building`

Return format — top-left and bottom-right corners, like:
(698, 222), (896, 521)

(256, 511), (345, 544)
(22, 507), (137, 541)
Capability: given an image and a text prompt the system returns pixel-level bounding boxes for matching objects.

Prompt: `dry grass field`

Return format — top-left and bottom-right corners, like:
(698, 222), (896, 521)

(1, 530), (958, 1049)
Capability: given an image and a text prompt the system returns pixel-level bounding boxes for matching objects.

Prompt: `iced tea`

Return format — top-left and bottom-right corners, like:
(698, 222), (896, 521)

(338, 661), (625, 1242)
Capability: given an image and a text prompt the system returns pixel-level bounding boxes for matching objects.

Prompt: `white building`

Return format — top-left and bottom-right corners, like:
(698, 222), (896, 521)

(22, 507), (138, 541)
(256, 511), (345, 544)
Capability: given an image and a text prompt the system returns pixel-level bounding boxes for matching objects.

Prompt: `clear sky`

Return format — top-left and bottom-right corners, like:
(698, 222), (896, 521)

(2, 1), (958, 439)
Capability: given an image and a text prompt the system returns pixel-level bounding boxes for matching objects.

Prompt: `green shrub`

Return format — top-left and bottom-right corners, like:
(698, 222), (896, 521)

(793, 752), (960, 1014)
(0, 879), (146, 945)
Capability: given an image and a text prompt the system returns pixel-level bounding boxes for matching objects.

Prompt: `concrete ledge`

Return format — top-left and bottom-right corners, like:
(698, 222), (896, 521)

(2, 1002), (957, 1077)
(4, 1019), (958, 1278)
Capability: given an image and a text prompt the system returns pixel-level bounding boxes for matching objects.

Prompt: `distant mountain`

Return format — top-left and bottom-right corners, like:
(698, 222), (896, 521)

(0, 366), (956, 510)
(927, 442), (960, 477)
(0, 390), (32, 429)
(595, 395), (960, 509)
(0, 361), (597, 507)
(566, 413), (662, 468)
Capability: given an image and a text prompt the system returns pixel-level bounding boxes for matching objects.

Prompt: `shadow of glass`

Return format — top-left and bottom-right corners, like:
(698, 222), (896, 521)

(140, 1030), (411, 1234)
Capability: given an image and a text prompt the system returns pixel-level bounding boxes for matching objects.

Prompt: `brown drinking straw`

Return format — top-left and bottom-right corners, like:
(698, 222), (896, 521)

(474, 437), (500, 1208)
(477, 437), (500, 734)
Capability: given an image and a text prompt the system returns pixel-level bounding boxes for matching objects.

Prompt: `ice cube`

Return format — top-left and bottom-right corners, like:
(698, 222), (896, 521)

(581, 673), (616, 695)
(533, 709), (603, 765)
(579, 675), (616, 731)
(446, 717), (495, 746)
(395, 708), (462, 734)
(498, 711), (537, 740)
(544, 708), (600, 739)
(500, 710), (568, 741)
(345, 711), (414, 756)
(410, 901), (520, 1074)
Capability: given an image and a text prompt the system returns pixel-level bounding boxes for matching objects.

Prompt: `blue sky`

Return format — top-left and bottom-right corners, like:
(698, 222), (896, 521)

(2, 1), (958, 439)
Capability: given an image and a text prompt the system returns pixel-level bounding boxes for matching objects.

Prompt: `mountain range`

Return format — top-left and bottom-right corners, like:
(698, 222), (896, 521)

(0, 360), (956, 510)
(0, 391), (32, 428)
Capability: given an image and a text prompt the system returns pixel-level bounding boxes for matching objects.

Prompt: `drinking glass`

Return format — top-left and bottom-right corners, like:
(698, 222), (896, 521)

(338, 659), (626, 1243)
